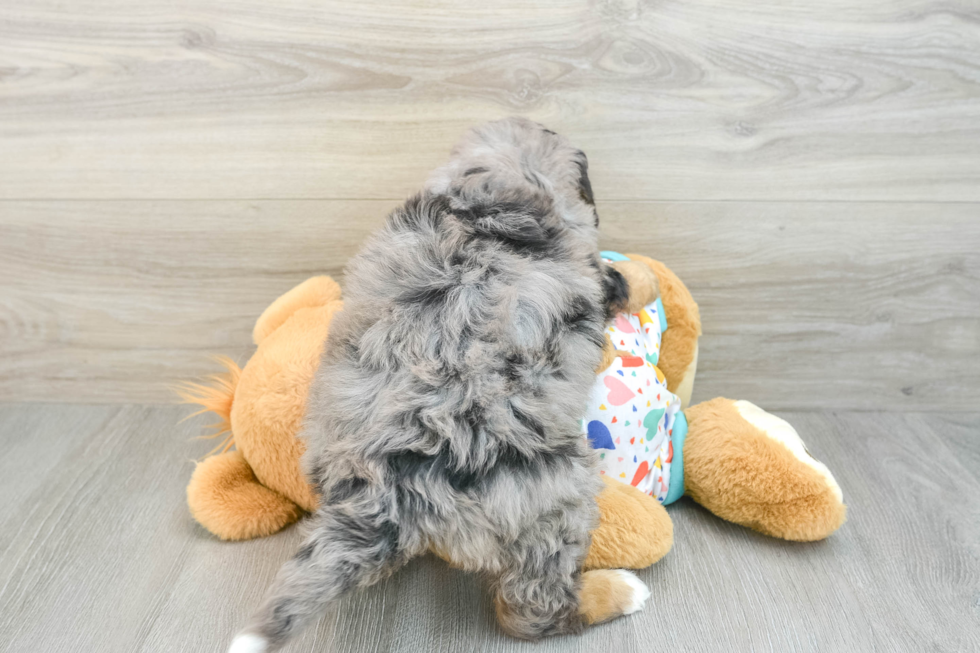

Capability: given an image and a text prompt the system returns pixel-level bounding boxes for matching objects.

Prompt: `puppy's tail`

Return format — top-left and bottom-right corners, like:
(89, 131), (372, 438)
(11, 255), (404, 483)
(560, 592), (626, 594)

(229, 548), (339, 653)
(229, 499), (410, 652)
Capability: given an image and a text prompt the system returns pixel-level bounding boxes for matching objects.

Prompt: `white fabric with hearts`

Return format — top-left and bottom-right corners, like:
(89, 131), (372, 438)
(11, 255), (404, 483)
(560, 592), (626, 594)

(580, 297), (683, 502)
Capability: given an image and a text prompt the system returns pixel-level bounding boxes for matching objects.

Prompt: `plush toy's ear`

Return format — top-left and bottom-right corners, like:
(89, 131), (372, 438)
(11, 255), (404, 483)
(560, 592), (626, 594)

(252, 276), (342, 346)
(609, 260), (659, 314)
(625, 255), (701, 408)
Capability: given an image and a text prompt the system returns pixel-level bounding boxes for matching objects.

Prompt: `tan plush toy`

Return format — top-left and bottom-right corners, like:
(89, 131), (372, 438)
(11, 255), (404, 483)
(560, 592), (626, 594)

(182, 257), (844, 573)
(581, 252), (845, 568)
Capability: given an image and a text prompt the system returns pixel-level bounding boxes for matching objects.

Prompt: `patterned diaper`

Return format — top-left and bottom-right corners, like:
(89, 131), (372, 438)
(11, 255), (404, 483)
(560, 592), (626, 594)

(581, 253), (687, 504)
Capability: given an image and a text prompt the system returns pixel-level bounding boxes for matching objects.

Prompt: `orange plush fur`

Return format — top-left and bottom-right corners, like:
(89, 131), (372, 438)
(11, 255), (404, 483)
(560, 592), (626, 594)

(576, 569), (646, 624)
(684, 398), (847, 541)
(184, 276), (343, 540)
(182, 275), (673, 569)
(583, 477), (673, 570)
(590, 255), (843, 542)
(183, 255), (844, 570)
(609, 259), (659, 314)
(625, 254), (701, 403)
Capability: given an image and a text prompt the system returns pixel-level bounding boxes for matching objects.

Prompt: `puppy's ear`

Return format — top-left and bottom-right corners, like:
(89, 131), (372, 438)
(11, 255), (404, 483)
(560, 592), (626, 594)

(602, 265), (630, 318)
(575, 153), (595, 206)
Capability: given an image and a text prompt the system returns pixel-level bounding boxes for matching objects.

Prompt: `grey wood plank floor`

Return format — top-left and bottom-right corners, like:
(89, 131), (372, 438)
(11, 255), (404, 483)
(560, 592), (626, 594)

(0, 404), (977, 652)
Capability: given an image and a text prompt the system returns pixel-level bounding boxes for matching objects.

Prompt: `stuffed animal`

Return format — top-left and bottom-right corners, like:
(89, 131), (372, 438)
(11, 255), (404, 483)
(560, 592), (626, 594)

(182, 256), (845, 572)
(586, 252), (845, 550)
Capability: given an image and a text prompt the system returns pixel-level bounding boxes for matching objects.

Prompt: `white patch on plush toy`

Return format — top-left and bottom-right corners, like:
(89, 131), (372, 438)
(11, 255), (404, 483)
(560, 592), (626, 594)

(229, 634), (268, 653)
(613, 570), (651, 614)
(733, 400), (843, 502)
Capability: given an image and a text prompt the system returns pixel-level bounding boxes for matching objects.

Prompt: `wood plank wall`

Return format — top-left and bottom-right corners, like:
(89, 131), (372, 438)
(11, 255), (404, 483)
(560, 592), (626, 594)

(1, 0), (978, 409)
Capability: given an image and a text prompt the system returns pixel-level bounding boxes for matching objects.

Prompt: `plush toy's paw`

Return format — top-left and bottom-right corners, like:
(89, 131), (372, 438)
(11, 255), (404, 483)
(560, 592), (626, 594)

(578, 569), (650, 624)
(187, 450), (303, 540)
(609, 260), (660, 313)
(252, 276), (342, 345)
(684, 398), (846, 541)
(584, 477), (674, 570)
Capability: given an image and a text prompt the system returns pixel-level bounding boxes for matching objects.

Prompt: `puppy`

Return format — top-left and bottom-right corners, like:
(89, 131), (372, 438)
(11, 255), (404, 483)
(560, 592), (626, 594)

(229, 117), (646, 653)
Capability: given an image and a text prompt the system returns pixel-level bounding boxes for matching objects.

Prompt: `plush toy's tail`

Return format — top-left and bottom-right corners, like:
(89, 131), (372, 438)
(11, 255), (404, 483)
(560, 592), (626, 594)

(178, 357), (304, 540)
(176, 355), (242, 457)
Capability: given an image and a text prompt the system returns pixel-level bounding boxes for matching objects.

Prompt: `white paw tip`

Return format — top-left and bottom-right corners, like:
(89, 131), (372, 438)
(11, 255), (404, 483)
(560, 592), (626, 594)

(613, 569), (651, 614)
(229, 633), (268, 653)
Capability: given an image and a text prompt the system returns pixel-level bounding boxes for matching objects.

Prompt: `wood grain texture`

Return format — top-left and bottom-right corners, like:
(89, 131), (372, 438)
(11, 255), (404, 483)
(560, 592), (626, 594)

(0, 404), (977, 652)
(2, 1), (978, 649)
(2, 0), (980, 201)
(2, 200), (978, 409)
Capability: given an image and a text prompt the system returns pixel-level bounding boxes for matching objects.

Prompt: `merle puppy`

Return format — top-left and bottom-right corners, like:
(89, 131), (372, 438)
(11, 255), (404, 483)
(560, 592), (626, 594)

(229, 117), (648, 653)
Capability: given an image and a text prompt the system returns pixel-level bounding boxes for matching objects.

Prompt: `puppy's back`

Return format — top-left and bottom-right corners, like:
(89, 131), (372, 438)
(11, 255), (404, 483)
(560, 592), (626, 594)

(304, 185), (606, 495)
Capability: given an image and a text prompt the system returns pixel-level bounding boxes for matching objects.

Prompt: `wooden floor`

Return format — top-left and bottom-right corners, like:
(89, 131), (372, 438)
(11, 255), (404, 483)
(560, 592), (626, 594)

(0, 405), (977, 652)
(2, 0), (979, 651)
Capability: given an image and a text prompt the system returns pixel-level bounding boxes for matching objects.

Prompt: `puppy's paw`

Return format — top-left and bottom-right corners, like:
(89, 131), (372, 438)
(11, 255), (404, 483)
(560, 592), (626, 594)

(578, 569), (650, 624)
(229, 633), (268, 653)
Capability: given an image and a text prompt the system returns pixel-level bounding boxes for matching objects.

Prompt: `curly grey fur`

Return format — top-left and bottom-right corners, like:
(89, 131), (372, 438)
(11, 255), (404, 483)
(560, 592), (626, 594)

(233, 117), (628, 650)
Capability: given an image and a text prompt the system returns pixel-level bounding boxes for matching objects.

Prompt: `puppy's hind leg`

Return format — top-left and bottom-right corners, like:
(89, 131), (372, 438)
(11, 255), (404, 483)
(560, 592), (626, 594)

(229, 491), (415, 653)
(491, 511), (649, 640)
